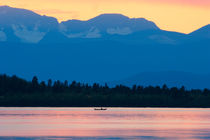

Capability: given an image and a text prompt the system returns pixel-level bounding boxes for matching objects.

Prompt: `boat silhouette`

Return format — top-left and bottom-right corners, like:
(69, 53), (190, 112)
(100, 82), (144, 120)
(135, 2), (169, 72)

(94, 107), (107, 110)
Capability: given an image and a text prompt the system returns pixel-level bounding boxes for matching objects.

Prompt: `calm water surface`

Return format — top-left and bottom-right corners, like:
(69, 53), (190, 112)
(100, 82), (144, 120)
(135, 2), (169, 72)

(1, 108), (210, 140)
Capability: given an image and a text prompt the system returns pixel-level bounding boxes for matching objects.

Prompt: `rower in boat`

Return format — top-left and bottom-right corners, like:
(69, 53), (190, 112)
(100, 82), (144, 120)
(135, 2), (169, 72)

(94, 107), (107, 110)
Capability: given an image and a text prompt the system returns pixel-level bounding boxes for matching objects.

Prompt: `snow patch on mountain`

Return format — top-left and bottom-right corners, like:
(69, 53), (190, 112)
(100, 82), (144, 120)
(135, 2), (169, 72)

(149, 35), (176, 44)
(0, 31), (7, 41)
(86, 27), (101, 38)
(107, 27), (132, 35)
(12, 25), (45, 43)
(65, 27), (101, 38)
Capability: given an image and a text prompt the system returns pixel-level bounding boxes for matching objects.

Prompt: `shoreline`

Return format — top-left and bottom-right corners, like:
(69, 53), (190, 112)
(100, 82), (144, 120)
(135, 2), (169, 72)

(1, 106), (210, 108)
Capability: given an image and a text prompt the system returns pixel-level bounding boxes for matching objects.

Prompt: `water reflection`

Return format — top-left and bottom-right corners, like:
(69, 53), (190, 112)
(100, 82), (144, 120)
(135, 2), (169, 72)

(0, 108), (210, 139)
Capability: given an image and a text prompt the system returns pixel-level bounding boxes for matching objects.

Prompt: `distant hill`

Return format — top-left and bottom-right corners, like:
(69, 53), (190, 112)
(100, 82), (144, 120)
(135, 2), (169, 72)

(189, 24), (210, 39)
(110, 71), (210, 89)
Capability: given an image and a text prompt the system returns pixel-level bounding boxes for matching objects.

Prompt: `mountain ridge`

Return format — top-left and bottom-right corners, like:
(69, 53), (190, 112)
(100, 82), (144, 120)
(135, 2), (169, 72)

(0, 6), (209, 43)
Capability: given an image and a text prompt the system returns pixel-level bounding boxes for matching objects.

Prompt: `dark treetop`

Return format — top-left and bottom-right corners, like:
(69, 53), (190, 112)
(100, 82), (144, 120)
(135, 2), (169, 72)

(0, 74), (210, 107)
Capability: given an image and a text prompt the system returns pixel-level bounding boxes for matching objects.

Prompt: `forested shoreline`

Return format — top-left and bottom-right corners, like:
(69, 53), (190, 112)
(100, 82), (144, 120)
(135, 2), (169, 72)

(0, 74), (210, 107)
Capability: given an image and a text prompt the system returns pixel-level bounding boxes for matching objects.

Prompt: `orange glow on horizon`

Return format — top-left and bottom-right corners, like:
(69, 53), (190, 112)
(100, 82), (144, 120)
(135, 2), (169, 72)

(0, 0), (210, 33)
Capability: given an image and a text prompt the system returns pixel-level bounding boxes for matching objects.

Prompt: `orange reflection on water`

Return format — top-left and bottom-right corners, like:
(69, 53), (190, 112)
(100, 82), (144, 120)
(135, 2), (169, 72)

(0, 108), (210, 139)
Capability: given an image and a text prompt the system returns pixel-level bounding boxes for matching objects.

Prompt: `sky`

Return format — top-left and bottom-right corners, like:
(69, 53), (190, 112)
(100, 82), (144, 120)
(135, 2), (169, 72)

(0, 0), (210, 33)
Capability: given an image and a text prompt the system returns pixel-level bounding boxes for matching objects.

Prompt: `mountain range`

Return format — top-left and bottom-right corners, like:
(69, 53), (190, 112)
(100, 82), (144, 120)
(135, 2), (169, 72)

(0, 6), (210, 89)
(1, 5), (209, 44)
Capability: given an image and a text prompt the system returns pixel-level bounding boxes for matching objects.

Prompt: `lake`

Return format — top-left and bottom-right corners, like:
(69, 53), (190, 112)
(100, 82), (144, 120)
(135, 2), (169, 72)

(1, 108), (210, 140)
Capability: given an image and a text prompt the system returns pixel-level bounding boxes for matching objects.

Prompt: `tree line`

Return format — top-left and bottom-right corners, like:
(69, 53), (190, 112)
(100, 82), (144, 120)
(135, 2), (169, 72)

(0, 74), (210, 107)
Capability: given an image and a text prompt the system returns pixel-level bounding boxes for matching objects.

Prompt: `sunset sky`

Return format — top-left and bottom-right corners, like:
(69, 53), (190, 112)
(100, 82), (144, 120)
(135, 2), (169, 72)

(0, 0), (210, 33)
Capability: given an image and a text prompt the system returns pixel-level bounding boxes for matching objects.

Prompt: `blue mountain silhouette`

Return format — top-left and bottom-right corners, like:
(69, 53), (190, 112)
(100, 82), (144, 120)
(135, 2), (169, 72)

(0, 6), (210, 89)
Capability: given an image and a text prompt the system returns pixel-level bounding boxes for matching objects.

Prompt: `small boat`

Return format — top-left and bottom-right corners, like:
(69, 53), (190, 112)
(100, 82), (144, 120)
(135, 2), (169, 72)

(94, 107), (107, 111)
